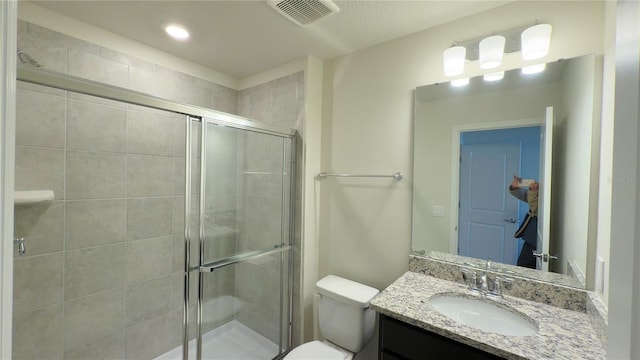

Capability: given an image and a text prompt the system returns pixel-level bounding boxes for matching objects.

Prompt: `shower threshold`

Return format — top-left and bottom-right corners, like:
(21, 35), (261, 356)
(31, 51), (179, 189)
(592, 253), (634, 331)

(155, 320), (278, 360)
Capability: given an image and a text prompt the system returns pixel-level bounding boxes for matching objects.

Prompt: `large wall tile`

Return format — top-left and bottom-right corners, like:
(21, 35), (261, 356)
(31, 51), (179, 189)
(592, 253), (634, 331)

(126, 197), (172, 241)
(12, 304), (63, 360)
(124, 313), (175, 360)
(14, 201), (64, 257)
(63, 288), (124, 353)
(68, 48), (129, 88)
(127, 154), (174, 197)
(125, 276), (171, 326)
(127, 109), (181, 156)
(16, 89), (66, 148)
(65, 244), (124, 300)
(15, 147), (64, 200)
(100, 47), (154, 72)
(129, 66), (176, 100)
(212, 85), (238, 114)
(13, 253), (63, 315)
(155, 65), (211, 108)
(125, 236), (172, 284)
(65, 199), (126, 250)
(63, 333), (124, 360)
(66, 151), (126, 200)
(172, 116), (188, 157)
(17, 80), (65, 97)
(67, 91), (127, 109)
(18, 22), (68, 73)
(67, 99), (127, 152)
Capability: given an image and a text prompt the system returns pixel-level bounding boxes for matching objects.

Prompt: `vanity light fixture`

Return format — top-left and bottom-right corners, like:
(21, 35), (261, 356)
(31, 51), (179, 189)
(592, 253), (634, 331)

(483, 71), (504, 82)
(521, 24), (552, 60)
(165, 24), (190, 40)
(522, 63), (546, 75)
(479, 35), (505, 69)
(443, 45), (466, 77)
(443, 22), (552, 79)
(451, 78), (470, 87)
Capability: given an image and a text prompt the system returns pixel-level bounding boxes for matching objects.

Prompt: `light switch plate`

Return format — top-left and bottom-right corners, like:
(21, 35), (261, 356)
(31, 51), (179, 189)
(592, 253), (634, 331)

(432, 205), (445, 217)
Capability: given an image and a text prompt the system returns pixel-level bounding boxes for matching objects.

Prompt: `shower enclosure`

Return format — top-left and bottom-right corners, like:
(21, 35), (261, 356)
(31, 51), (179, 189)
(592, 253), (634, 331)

(13, 65), (295, 360)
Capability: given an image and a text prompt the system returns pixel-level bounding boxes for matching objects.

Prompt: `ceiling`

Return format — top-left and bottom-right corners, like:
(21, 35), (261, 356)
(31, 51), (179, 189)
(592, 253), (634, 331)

(30, 0), (512, 79)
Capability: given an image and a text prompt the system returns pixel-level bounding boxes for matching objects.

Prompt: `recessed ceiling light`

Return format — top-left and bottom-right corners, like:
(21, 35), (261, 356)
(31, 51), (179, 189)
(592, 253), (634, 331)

(165, 24), (190, 40)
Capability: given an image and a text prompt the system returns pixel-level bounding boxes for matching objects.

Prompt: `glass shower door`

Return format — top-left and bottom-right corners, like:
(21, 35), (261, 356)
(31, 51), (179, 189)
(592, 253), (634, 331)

(195, 119), (292, 359)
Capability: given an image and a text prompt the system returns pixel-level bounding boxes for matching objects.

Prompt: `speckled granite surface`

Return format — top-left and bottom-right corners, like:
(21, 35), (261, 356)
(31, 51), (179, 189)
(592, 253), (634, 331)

(586, 292), (608, 348)
(425, 251), (585, 288)
(371, 272), (606, 360)
(410, 254), (588, 312)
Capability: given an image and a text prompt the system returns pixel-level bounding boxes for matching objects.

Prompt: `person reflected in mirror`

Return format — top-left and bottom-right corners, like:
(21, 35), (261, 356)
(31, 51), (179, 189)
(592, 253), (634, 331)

(508, 175), (539, 269)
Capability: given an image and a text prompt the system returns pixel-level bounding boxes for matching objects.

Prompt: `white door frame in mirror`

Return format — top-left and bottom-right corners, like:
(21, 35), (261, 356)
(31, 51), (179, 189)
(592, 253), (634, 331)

(449, 118), (544, 255)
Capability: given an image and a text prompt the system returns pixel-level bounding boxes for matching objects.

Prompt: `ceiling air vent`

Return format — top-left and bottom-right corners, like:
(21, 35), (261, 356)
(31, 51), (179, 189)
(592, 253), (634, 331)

(268, 0), (340, 27)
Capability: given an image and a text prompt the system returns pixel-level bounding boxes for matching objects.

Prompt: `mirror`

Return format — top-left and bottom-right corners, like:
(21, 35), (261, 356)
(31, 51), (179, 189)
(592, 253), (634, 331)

(411, 54), (601, 288)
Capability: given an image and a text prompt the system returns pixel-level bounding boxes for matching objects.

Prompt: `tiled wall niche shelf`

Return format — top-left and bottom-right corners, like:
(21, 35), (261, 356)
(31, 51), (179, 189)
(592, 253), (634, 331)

(14, 190), (55, 205)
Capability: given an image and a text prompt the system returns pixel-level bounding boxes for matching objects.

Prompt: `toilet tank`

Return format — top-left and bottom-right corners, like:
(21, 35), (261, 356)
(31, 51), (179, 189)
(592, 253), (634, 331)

(316, 275), (379, 353)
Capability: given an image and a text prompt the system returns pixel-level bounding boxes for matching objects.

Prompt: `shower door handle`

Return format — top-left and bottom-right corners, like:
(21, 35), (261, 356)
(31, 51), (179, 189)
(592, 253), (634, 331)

(503, 218), (517, 223)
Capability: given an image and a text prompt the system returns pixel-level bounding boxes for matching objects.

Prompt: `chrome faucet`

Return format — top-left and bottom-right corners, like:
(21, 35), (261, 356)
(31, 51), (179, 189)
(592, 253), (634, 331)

(460, 260), (514, 298)
(479, 273), (489, 295)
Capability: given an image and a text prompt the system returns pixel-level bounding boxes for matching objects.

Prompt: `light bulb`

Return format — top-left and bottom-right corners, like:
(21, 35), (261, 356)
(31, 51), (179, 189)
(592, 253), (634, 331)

(443, 46), (466, 77)
(521, 24), (552, 60)
(479, 35), (505, 69)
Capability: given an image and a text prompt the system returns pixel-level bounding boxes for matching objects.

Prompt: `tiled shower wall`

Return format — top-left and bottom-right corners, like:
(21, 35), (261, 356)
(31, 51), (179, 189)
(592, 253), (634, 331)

(14, 82), (196, 359)
(14, 19), (304, 359)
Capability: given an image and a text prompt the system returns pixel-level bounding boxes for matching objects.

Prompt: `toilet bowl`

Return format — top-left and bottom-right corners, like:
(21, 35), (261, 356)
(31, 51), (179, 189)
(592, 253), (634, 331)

(285, 340), (353, 360)
(284, 275), (379, 360)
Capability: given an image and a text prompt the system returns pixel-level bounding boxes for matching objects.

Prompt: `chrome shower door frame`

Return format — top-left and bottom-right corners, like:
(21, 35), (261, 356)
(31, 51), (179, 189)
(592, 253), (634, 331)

(194, 116), (295, 360)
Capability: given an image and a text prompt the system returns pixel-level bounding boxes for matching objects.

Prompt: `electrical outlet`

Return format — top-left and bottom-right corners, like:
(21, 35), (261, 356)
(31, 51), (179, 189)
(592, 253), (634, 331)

(595, 257), (605, 293)
(432, 205), (445, 217)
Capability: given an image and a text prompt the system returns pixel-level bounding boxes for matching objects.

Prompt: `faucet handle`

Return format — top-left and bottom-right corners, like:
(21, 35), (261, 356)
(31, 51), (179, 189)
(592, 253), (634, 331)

(501, 277), (514, 291)
(461, 269), (476, 290)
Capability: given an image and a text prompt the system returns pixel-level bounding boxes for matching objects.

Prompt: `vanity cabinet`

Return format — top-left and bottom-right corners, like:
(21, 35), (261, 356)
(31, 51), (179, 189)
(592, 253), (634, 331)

(378, 315), (505, 360)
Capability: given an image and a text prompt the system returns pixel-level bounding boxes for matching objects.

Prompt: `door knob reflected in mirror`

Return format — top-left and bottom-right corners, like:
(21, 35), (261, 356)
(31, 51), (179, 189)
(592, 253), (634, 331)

(533, 251), (558, 262)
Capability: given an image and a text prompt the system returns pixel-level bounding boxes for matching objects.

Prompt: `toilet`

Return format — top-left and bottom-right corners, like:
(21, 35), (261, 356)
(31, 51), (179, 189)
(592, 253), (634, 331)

(285, 275), (379, 360)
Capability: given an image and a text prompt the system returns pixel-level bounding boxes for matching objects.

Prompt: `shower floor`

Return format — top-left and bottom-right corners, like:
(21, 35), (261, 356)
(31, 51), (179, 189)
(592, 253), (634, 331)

(155, 320), (279, 360)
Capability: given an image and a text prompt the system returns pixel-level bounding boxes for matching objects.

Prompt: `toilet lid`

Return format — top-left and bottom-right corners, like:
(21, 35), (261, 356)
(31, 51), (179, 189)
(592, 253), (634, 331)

(285, 341), (346, 359)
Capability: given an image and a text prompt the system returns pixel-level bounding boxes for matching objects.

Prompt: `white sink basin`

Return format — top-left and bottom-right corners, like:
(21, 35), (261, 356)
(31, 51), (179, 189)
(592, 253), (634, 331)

(429, 293), (538, 336)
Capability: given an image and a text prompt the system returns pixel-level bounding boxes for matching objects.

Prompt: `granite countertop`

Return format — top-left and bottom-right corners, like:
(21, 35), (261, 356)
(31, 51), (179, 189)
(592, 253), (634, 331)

(370, 272), (605, 360)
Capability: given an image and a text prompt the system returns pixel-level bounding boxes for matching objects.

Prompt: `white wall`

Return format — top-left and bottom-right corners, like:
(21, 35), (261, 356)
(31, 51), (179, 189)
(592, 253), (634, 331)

(608, 1), (640, 358)
(320, 1), (606, 294)
(596, 0), (617, 305)
(554, 55), (597, 278)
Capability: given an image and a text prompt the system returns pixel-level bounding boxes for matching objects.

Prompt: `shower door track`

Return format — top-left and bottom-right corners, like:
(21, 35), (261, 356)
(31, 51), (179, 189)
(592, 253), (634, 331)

(16, 65), (296, 138)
